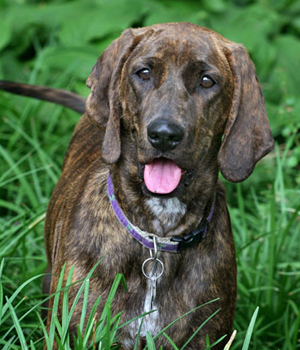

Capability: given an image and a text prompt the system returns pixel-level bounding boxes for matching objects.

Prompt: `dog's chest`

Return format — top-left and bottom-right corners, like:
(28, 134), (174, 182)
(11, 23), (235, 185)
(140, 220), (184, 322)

(125, 283), (161, 346)
(122, 199), (187, 344)
(146, 197), (187, 234)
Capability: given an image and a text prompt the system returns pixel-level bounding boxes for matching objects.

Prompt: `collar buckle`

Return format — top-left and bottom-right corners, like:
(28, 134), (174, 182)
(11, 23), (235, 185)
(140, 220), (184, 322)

(170, 219), (209, 251)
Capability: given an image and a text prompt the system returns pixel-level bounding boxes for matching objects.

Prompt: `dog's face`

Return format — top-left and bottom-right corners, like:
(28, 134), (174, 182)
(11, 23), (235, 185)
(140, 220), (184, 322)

(120, 29), (234, 196)
(86, 23), (273, 198)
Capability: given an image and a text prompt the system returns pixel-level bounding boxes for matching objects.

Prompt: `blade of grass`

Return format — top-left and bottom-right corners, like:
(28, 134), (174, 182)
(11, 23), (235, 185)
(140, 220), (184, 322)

(6, 296), (29, 350)
(106, 311), (123, 347)
(1, 336), (16, 350)
(82, 295), (102, 347)
(204, 334), (228, 349)
(289, 299), (300, 350)
(134, 316), (145, 350)
(0, 145), (38, 208)
(0, 212), (45, 259)
(79, 278), (90, 333)
(146, 331), (156, 350)
(223, 330), (237, 350)
(0, 199), (26, 214)
(60, 265), (75, 343)
(48, 263), (67, 349)
(152, 298), (219, 344)
(29, 339), (36, 350)
(118, 309), (156, 330)
(0, 274), (44, 318)
(99, 273), (127, 324)
(266, 189), (276, 307)
(36, 311), (51, 350)
(180, 308), (221, 349)
(3, 118), (60, 183)
(163, 332), (179, 350)
(60, 259), (105, 344)
(241, 307), (259, 350)
(0, 259), (4, 325)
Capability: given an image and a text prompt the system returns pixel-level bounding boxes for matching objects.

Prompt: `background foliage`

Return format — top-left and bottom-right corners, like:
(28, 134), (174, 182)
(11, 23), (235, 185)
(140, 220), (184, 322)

(0, 0), (300, 349)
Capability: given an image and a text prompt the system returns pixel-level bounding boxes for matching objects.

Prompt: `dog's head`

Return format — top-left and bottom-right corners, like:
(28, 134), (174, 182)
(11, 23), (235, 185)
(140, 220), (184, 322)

(86, 23), (273, 197)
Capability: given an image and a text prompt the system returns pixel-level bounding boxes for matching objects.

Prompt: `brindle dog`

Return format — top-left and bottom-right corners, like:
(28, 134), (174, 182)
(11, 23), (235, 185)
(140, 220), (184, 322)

(1, 22), (273, 349)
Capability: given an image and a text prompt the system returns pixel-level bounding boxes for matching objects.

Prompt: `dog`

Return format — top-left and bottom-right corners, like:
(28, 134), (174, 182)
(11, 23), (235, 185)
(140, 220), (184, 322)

(1, 22), (273, 349)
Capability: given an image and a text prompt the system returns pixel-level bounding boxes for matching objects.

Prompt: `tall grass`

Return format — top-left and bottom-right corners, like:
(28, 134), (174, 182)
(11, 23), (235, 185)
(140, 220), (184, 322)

(228, 138), (300, 350)
(0, 252), (255, 350)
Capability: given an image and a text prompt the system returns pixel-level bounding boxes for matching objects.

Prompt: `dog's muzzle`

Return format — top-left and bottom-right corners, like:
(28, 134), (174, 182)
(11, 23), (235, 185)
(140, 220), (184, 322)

(141, 119), (185, 194)
(147, 118), (184, 152)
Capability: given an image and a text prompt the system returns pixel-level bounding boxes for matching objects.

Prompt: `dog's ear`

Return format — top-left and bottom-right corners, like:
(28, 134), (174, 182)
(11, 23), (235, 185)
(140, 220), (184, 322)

(218, 44), (273, 183)
(86, 28), (153, 164)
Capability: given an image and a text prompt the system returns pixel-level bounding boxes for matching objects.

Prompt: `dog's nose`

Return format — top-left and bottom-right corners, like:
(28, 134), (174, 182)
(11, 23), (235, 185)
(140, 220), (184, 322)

(147, 119), (184, 152)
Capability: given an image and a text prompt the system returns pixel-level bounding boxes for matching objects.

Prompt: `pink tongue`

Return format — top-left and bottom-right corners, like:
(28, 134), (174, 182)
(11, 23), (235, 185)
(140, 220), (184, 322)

(144, 158), (182, 194)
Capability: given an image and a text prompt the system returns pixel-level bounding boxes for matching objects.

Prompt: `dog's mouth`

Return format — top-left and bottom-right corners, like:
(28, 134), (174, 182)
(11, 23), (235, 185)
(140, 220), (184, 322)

(144, 158), (183, 194)
(138, 157), (196, 195)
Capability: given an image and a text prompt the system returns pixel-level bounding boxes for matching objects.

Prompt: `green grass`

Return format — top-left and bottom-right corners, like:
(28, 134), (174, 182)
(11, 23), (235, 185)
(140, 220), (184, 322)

(1, 0), (300, 348)
(0, 251), (256, 350)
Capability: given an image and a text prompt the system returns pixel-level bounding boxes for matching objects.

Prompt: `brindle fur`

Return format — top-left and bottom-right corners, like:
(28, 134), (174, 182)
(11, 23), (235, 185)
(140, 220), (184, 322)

(1, 22), (273, 349)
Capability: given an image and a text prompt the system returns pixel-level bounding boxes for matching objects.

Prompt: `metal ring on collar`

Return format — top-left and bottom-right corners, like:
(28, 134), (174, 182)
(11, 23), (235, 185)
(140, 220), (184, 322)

(142, 257), (164, 280)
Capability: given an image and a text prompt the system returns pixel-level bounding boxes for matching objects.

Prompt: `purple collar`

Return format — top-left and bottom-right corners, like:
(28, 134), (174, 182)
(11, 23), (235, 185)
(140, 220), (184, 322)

(107, 173), (215, 253)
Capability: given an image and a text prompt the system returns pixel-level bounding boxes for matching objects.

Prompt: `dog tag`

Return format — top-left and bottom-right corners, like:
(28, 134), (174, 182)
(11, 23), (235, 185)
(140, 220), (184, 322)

(150, 276), (157, 309)
(142, 236), (164, 309)
(142, 257), (164, 309)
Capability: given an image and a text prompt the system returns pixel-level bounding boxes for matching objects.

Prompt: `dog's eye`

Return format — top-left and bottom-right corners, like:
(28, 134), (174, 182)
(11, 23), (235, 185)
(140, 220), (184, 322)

(136, 68), (151, 81)
(200, 75), (215, 88)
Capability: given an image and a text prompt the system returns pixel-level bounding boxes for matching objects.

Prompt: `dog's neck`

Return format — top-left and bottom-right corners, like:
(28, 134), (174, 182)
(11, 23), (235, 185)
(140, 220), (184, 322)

(109, 161), (218, 237)
(144, 197), (187, 235)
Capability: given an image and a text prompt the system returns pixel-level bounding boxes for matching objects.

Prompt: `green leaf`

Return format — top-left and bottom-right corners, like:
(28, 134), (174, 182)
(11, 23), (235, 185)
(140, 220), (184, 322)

(251, 39), (276, 79)
(145, 0), (207, 26)
(39, 46), (99, 80)
(272, 35), (300, 97)
(210, 4), (281, 51)
(202, 0), (226, 13)
(0, 11), (12, 50)
(58, 0), (146, 47)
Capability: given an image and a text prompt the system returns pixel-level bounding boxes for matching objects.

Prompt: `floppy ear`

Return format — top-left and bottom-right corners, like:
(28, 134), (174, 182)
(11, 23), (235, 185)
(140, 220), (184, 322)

(218, 44), (274, 183)
(86, 28), (153, 164)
